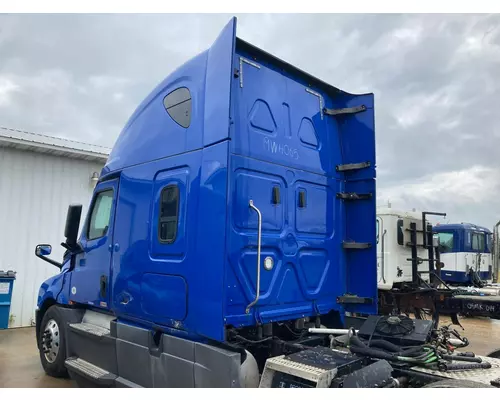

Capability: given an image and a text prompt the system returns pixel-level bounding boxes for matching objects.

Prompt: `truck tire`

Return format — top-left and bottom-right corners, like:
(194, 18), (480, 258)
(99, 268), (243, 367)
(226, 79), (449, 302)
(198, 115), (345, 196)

(423, 379), (493, 388)
(486, 349), (500, 359)
(38, 305), (68, 378)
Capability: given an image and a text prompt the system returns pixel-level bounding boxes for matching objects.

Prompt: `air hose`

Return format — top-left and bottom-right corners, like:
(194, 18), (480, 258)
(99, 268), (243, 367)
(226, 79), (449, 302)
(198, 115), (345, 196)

(347, 334), (439, 367)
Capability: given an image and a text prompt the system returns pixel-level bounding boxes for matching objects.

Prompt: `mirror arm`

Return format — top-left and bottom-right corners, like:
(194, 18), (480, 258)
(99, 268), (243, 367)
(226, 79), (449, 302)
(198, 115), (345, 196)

(35, 253), (62, 269)
(61, 241), (83, 254)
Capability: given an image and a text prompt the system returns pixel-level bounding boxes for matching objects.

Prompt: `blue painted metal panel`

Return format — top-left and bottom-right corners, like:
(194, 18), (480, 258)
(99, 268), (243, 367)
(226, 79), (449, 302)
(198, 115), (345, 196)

(224, 153), (344, 326)
(192, 142), (229, 340)
(203, 17), (236, 147)
(37, 272), (66, 308)
(110, 151), (202, 331)
(109, 146), (230, 341)
(225, 41), (376, 324)
(141, 273), (187, 321)
(231, 47), (340, 178)
(103, 52), (208, 175)
(440, 270), (492, 284)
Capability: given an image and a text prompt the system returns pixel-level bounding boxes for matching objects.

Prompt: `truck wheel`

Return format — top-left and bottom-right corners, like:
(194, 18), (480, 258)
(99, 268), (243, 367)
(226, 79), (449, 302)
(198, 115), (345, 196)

(38, 305), (68, 378)
(423, 379), (493, 388)
(486, 349), (500, 359)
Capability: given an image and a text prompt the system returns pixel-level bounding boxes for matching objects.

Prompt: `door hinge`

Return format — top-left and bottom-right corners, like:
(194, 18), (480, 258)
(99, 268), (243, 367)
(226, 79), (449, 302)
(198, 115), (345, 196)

(343, 241), (372, 250)
(336, 161), (371, 172)
(337, 192), (372, 200)
(337, 295), (374, 305)
(324, 105), (367, 117)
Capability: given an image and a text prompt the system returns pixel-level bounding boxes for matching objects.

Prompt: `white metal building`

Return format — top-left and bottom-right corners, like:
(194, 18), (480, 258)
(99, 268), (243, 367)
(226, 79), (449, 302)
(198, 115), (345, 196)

(0, 127), (110, 328)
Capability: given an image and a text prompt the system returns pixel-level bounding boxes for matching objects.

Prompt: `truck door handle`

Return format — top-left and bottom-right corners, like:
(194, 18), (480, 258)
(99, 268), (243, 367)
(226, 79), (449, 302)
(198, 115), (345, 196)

(120, 296), (130, 305)
(246, 200), (262, 314)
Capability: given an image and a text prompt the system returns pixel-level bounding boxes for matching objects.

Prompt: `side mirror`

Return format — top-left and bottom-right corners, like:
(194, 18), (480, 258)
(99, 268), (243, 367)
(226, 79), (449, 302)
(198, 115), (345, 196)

(35, 244), (52, 256)
(35, 243), (61, 269)
(64, 204), (82, 249)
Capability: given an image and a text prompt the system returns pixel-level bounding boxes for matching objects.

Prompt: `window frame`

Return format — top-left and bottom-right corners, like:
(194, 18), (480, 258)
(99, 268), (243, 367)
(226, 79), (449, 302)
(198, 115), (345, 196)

(163, 87), (192, 128)
(86, 189), (115, 241)
(486, 233), (492, 253)
(471, 232), (485, 252)
(436, 231), (454, 254)
(158, 184), (180, 245)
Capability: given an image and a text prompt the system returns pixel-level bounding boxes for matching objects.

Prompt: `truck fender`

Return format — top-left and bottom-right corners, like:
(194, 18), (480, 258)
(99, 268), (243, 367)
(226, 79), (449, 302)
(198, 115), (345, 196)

(240, 350), (259, 388)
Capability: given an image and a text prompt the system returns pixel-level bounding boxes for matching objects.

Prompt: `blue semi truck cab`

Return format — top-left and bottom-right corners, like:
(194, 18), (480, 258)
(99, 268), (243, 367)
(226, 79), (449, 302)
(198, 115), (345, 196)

(34, 17), (379, 388)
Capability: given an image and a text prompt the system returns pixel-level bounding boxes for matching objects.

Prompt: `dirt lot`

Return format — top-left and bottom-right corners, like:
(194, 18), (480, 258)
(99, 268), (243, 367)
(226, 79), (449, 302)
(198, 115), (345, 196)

(1, 317), (500, 388)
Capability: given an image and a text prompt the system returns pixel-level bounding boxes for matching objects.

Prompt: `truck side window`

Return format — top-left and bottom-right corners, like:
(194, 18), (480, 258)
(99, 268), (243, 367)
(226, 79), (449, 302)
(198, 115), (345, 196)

(397, 219), (404, 246)
(163, 87), (191, 128)
(472, 232), (485, 252)
(87, 190), (114, 240)
(159, 185), (179, 244)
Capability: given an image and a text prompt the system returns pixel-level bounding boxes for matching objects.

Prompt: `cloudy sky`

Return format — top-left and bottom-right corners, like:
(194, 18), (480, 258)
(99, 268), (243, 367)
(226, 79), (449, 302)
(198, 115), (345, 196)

(1, 13), (500, 228)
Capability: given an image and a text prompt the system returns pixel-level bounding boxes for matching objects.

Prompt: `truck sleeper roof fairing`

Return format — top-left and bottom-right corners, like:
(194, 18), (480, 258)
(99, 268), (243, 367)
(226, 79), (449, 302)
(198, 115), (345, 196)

(103, 17), (373, 175)
(99, 17), (376, 341)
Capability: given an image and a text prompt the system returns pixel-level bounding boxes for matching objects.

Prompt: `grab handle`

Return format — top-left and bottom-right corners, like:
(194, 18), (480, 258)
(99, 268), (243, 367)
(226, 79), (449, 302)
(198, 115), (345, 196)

(246, 200), (262, 314)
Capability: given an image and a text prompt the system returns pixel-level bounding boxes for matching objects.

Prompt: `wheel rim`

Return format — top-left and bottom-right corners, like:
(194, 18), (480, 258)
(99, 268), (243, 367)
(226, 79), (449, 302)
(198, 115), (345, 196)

(42, 319), (60, 363)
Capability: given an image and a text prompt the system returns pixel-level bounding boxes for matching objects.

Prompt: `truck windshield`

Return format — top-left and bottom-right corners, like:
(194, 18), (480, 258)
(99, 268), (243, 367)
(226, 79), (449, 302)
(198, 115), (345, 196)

(436, 232), (454, 253)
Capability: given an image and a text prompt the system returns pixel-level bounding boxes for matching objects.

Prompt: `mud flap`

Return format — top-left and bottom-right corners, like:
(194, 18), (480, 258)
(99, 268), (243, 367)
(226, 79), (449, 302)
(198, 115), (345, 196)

(451, 312), (464, 330)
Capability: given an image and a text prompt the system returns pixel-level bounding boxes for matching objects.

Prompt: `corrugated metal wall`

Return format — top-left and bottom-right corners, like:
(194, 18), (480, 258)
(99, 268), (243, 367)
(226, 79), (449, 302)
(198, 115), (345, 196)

(0, 146), (104, 327)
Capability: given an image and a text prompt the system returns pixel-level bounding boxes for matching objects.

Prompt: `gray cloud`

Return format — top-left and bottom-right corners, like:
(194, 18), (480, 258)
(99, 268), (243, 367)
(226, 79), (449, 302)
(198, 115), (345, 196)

(1, 13), (499, 227)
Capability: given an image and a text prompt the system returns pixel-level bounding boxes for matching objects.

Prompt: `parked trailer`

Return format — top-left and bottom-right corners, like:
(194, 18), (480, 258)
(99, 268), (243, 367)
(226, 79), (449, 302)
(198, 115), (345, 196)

(34, 17), (500, 388)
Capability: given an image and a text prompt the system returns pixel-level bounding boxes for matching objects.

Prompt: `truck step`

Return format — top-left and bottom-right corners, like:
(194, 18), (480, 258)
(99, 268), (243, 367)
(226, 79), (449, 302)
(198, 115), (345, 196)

(66, 321), (117, 376)
(259, 350), (338, 388)
(65, 357), (116, 386)
(69, 322), (110, 337)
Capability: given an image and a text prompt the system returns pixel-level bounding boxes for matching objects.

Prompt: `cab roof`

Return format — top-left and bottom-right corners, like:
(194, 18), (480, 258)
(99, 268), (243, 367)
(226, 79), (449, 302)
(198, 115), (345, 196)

(434, 223), (491, 233)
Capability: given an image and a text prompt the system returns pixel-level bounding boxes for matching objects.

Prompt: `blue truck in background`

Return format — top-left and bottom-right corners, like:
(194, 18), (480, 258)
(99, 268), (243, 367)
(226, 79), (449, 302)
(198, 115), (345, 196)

(34, 17), (499, 389)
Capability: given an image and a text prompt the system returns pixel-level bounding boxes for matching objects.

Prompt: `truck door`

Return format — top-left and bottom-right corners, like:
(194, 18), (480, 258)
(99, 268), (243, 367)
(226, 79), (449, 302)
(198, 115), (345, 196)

(69, 179), (118, 309)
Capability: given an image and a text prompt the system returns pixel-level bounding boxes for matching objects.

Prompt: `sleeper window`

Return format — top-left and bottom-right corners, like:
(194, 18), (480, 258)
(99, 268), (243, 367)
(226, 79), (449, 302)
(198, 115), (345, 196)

(87, 190), (114, 240)
(159, 185), (179, 244)
(163, 87), (191, 128)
